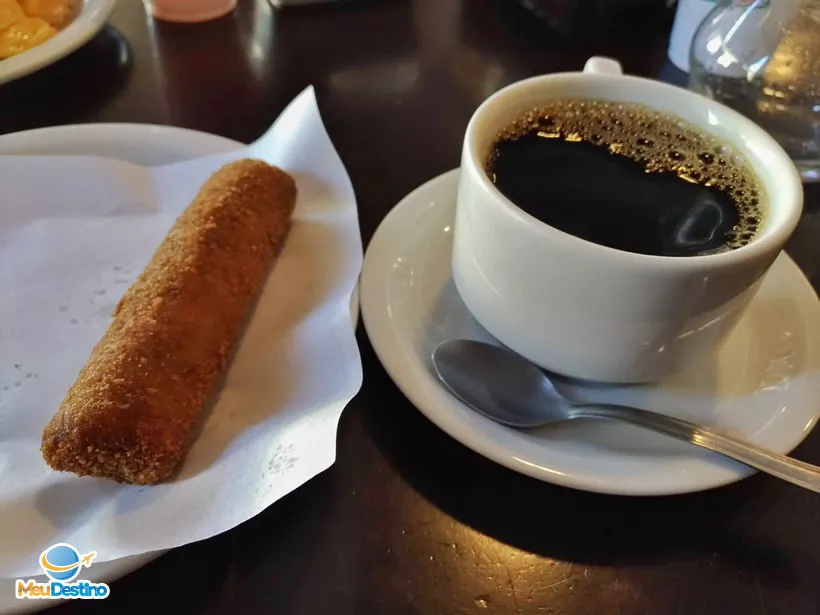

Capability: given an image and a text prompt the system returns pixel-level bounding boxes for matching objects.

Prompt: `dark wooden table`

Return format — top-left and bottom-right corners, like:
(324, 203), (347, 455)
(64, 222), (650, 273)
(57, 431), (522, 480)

(4, 1), (820, 613)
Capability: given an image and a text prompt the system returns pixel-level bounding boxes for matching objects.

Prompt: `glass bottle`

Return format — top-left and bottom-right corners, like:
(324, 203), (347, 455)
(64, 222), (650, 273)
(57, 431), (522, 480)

(689, 0), (820, 182)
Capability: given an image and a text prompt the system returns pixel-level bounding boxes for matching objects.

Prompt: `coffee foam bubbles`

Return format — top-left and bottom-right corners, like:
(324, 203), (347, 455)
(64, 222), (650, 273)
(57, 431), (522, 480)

(486, 99), (766, 250)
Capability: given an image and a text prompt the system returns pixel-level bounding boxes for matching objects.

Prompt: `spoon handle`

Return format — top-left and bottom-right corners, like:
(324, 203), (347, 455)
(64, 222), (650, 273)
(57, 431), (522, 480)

(572, 404), (820, 493)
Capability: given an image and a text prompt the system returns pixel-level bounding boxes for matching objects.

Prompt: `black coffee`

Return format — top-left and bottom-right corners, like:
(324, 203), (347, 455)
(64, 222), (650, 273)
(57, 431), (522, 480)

(485, 100), (765, 257)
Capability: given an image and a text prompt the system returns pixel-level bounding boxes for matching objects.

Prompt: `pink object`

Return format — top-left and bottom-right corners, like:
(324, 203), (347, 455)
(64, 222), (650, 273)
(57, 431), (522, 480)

(147, 0), (237, 22)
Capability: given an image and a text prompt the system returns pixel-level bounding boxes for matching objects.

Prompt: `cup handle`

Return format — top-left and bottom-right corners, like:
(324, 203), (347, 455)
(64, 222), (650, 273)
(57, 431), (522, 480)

(583, 56), (623, 75)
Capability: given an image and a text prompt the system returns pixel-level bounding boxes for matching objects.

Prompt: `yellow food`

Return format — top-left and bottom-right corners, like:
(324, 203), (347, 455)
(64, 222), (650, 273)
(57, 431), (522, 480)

(0, 16), (55, 59)
(21, 0), (71, 28)
(0, 0), (25, 30)
(0, 0), (71, 59)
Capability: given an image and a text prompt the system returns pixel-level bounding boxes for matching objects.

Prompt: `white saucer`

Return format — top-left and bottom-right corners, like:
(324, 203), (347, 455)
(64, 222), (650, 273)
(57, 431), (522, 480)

(0, 123), (245, 613)
(360, 169), (820, 496)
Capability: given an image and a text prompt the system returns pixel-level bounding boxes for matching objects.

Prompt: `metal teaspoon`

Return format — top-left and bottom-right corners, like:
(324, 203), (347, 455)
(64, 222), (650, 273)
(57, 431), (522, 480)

(431, 339), (820, 493)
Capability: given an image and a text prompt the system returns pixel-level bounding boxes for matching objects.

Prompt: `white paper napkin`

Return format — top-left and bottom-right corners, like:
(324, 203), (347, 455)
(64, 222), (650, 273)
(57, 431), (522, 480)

(0, 87), (363, 578)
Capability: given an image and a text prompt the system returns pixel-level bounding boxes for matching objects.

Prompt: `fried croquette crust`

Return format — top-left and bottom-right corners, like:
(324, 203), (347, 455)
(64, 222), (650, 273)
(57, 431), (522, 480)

(40, 159), (297, 485)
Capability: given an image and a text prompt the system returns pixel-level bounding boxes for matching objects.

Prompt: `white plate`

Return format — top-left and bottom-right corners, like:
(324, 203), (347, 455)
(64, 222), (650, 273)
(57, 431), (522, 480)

(0, 123), (243, 614)
(360, 169), (820, 496)
(0, 0), (117, 86)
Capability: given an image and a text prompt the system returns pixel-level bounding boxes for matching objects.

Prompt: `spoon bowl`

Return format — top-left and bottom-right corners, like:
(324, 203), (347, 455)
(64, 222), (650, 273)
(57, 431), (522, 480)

(432, 339), (570, 428)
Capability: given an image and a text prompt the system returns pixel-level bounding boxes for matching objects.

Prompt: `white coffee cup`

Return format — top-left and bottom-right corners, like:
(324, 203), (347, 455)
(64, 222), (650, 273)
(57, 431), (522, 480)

(451, 56), (803, 383)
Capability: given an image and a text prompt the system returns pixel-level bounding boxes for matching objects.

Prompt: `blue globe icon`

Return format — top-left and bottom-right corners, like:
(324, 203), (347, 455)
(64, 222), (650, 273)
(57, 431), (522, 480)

(41, 544), (80, 581)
